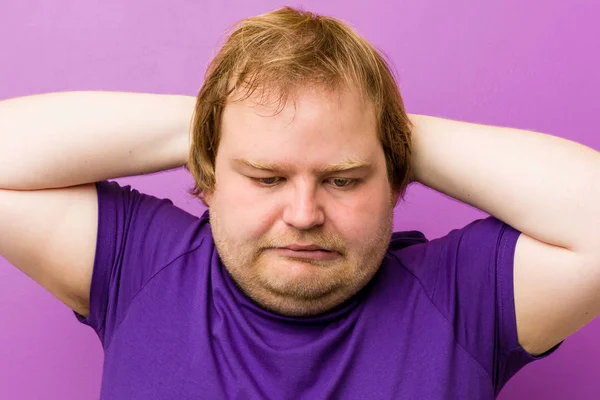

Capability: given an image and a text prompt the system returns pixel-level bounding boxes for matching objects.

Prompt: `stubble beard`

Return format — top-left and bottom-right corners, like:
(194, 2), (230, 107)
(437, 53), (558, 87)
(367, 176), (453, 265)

(210, 210), (394, 317)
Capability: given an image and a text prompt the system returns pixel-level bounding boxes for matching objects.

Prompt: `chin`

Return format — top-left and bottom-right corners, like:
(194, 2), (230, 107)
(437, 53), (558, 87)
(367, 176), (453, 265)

(232, 262), (379, 317)
(251, 290), (352, 317)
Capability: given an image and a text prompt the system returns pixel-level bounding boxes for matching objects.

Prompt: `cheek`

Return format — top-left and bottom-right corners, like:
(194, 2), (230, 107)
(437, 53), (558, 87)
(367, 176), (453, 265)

(211, 192), (276, 242)
(353, 190), (393, 235)
(327, 200), (388, 243)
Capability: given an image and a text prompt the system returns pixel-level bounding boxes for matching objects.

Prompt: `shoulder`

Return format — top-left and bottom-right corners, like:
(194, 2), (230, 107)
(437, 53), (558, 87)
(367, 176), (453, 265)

(385, 216), (518, 295)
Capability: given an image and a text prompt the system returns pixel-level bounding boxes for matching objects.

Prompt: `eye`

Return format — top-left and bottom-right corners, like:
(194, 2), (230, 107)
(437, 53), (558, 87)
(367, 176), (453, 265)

(253, 177), (282, 186)
(329, 178), (355, 188)
(251, 177), (357, 188)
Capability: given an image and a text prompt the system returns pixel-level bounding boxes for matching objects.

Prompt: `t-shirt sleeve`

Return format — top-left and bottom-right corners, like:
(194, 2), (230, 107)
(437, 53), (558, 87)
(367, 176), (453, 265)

(73, 180), (206, 349)
(402, 216), (561, 394)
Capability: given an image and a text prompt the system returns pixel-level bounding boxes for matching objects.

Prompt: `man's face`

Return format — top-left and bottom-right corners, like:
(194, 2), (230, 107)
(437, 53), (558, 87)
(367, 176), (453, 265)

(205, 87), (398, 316)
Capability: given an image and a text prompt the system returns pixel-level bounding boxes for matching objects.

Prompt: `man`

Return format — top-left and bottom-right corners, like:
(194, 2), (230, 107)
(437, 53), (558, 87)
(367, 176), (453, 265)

(0, 6), (599, 399)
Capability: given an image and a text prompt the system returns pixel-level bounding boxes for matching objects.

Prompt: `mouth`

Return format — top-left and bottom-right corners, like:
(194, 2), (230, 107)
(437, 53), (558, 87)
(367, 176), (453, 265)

(283, 244), (330, 251)
(269, 247), (341, 261)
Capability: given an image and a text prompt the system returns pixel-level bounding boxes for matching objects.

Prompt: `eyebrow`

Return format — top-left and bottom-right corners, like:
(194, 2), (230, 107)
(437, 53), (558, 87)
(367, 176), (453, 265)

(232, 157), (373, 174)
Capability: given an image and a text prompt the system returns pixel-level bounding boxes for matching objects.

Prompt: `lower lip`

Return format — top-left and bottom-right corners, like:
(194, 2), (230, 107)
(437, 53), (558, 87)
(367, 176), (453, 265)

(269, 248), (341, 261)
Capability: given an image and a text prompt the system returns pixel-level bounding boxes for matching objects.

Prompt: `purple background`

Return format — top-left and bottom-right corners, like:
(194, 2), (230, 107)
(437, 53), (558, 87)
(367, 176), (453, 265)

(1, 0), (599, 398)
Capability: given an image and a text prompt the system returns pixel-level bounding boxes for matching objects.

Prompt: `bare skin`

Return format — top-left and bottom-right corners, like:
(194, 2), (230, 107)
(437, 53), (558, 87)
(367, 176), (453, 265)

(205, 87), (399, 316)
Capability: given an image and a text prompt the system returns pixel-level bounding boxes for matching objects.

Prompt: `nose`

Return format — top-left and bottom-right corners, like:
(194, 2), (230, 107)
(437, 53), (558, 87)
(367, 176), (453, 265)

(282, 181), (325, 230)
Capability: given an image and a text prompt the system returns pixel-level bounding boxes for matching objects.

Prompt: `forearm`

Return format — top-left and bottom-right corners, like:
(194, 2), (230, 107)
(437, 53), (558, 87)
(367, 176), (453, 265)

(408, 114), (600, 254)
(0, 91), (195, 190)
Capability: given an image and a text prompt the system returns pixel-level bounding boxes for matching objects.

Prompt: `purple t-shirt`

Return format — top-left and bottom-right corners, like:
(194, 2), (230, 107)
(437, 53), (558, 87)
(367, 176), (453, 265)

(75, 180), (556, 399)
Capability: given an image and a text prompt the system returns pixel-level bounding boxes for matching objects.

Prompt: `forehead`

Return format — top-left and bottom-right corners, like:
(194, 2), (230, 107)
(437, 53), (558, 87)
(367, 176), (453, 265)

(220, 87), (378, 151)
(217, 87), (383, 175)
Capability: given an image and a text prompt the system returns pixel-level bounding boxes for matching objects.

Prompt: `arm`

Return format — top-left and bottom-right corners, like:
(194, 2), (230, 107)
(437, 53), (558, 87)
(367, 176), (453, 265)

(408, 114), (600, 355)
(0, 91), (195, 316)
(0, 91), (195, 190)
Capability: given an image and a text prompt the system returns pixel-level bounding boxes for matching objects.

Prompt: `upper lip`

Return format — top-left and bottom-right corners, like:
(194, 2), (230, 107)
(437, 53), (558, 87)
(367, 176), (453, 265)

(281, 244), (329, 251)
